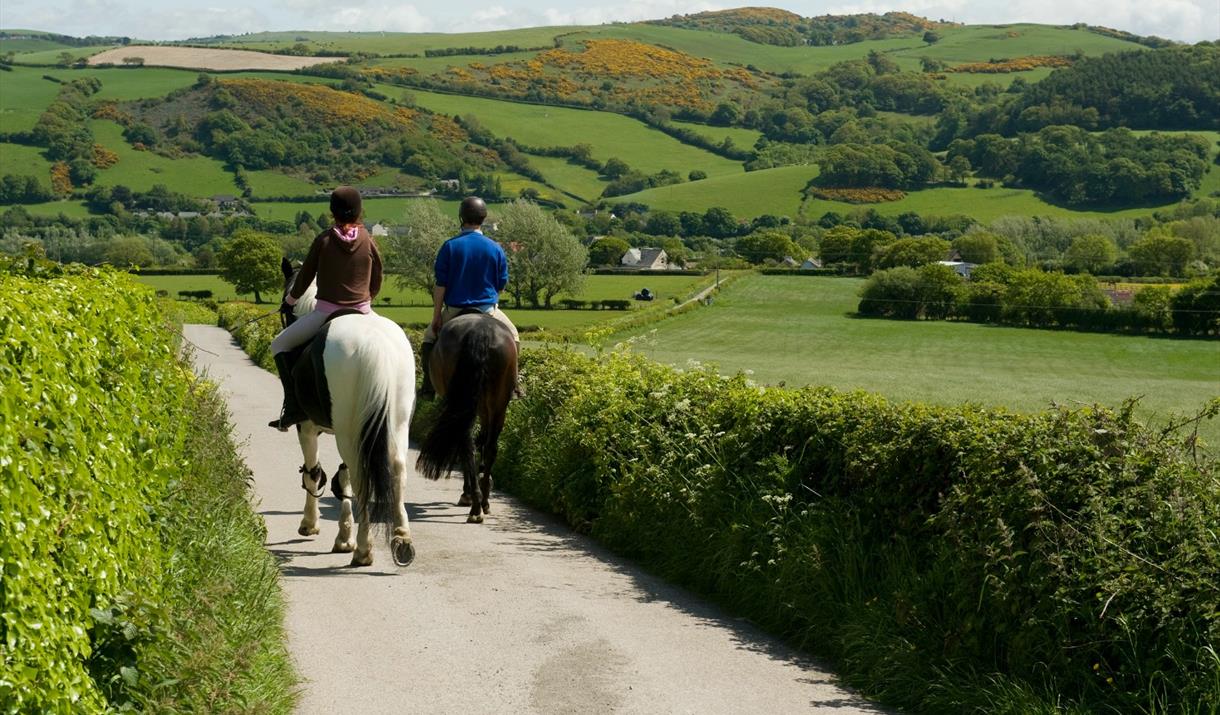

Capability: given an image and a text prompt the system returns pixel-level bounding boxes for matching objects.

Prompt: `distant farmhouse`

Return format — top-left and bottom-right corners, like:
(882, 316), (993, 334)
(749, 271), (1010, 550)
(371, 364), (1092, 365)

(937, 260), (978, 278)
(621, 247), (669, 271)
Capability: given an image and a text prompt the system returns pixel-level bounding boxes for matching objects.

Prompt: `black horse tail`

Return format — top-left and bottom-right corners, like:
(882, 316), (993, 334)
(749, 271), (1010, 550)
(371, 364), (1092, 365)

(357, 404), (396, 529)
(417, 325), (492, 481)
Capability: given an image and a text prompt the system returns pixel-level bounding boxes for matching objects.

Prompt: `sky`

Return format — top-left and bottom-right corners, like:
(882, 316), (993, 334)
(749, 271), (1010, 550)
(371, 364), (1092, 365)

(2, 0), (1217, 44)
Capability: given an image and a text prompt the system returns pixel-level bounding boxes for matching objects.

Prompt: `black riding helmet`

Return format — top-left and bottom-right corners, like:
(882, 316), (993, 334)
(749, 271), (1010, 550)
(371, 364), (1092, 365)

(330, 186), (362, 224)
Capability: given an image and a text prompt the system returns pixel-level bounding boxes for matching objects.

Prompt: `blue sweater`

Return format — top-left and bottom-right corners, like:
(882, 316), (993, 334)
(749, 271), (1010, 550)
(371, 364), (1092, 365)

(434, 229), (509, 307)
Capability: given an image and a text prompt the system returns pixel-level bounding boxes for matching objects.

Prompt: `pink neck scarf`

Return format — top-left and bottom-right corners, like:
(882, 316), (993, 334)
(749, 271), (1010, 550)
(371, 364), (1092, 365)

(333, 225), (360, 242)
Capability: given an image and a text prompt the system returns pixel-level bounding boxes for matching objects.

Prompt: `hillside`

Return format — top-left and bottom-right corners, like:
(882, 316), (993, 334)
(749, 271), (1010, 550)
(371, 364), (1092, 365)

(0, 9), (1214, 226)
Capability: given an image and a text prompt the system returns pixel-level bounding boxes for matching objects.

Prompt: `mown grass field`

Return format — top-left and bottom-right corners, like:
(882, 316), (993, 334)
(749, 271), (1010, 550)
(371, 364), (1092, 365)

(612, 274), (1220, 443)
(388, 87), (744, 178)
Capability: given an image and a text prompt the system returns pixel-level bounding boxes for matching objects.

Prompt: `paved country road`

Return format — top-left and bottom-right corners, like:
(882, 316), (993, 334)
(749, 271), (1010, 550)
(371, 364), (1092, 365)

(183, 324), (886, 714)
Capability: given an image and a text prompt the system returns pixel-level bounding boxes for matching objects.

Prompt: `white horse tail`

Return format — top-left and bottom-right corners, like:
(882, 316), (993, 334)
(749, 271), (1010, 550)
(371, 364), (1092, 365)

(323, 315), (415, 532)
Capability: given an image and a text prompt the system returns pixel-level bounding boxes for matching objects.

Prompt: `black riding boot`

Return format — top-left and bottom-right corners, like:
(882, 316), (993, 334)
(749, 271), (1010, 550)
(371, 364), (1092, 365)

(269, 352), (307, 431)
(417, 342), (436, 401)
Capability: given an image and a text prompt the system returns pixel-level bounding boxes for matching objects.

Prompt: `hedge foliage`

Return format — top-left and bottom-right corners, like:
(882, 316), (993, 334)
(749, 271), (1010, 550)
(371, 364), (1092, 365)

(497, 348), (1220, 713)
(0, 260), (294, 712)
(860, 265), (1220, 337)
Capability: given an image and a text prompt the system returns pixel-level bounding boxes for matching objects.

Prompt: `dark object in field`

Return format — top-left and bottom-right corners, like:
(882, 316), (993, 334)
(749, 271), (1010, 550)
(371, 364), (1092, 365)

(634, 288), (654, 301)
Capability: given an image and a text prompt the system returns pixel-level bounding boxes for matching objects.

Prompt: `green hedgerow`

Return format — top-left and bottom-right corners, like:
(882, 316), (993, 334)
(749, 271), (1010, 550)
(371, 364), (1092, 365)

(496, 347), (1220, 714)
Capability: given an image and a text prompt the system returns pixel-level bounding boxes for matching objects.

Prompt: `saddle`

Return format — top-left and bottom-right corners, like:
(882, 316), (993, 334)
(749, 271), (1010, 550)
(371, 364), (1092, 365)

(281, 310), (364, 430)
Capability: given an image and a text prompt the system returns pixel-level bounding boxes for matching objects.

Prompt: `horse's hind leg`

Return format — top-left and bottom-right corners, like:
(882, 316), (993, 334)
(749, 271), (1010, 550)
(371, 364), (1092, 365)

(331, 463), (356, 553)
(464, 436), (483, 524)
(478, 406), (508, 516)
(296, 426), (323, 537)
(390, 454), (415, 567)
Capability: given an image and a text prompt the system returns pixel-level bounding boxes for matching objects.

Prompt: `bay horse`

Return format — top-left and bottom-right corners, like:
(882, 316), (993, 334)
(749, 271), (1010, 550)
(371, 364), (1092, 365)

(416, 312), (517, 523)
(276, 257), (416, 566)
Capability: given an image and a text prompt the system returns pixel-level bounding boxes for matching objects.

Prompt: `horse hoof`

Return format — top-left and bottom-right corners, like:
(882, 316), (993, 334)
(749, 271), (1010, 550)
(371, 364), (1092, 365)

(350, 550), (373, 567)
(466, 514), (484, 524)
(298, 524), (319, 537)
(392, 537), (416, 567)
(458, 494), (472, 507)
(332, 540), (355, 553)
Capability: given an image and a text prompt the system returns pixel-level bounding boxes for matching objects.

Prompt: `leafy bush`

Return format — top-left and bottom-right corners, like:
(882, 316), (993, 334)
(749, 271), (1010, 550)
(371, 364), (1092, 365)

(0, 260), (294, 711)
(497, 348), (1220, 713)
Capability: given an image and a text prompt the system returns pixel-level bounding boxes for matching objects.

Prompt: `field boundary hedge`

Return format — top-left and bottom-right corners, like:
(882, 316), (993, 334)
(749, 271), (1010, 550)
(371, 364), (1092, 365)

(495, 348), (1219, 713)
(1, 259), (295, 712)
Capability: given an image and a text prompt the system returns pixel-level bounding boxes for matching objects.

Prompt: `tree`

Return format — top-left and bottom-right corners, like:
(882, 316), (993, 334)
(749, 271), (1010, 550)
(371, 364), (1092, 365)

(218, 229), (283, 303)
(497, 200), (587, 308)
(644, 211), (681, 236)
(947, 155), (971, 185)
(952, 232), (998, 264)
(103, 236), (155, 268)
(383, 200), (454, 295)
(1128, 232), (1195, 277)
(922, 30), (941, 44)
(736, 231), (801, 264)
(588, 236), (631, 267)
(701, 207), (738, 239)
(602, 157), (631, 180)
(876, 237), (950, 269)
(688, 170), (707, 181)
(1063, 234), (1118, 274)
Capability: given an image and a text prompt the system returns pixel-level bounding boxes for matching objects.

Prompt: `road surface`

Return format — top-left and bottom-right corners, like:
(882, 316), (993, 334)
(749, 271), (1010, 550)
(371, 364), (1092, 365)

(183, 324), (884, 714)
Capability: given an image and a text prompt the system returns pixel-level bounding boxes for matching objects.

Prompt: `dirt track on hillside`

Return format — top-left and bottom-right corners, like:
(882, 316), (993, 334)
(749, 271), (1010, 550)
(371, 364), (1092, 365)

(88, 46), (342, 71)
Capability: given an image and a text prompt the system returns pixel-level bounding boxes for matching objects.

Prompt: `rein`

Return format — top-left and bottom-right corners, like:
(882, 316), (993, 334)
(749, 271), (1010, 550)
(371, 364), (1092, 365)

(229, 308), (282, 333)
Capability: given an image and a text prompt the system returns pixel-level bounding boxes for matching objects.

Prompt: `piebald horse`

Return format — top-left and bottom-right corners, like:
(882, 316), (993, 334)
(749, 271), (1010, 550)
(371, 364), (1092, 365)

(277, 257), (416, 567)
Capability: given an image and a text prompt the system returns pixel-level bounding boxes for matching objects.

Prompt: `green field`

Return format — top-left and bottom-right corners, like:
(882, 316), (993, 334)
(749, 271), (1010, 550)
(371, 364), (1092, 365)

(613, 164), (819, 218)
(0, 67), (66, 133)
(389, 87), (744, 178)
(898, 24), (1140, 65)
(17, 199), (93, 218)
(0, 142), (53, 180)
(243, 169), (320, 197)
(612, 274), (1220, 442)
(523, 154), (607, 203)
(90, 120), (241, 194)
(669, 119), (763, 150)
(616, 160), (1219, 222)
